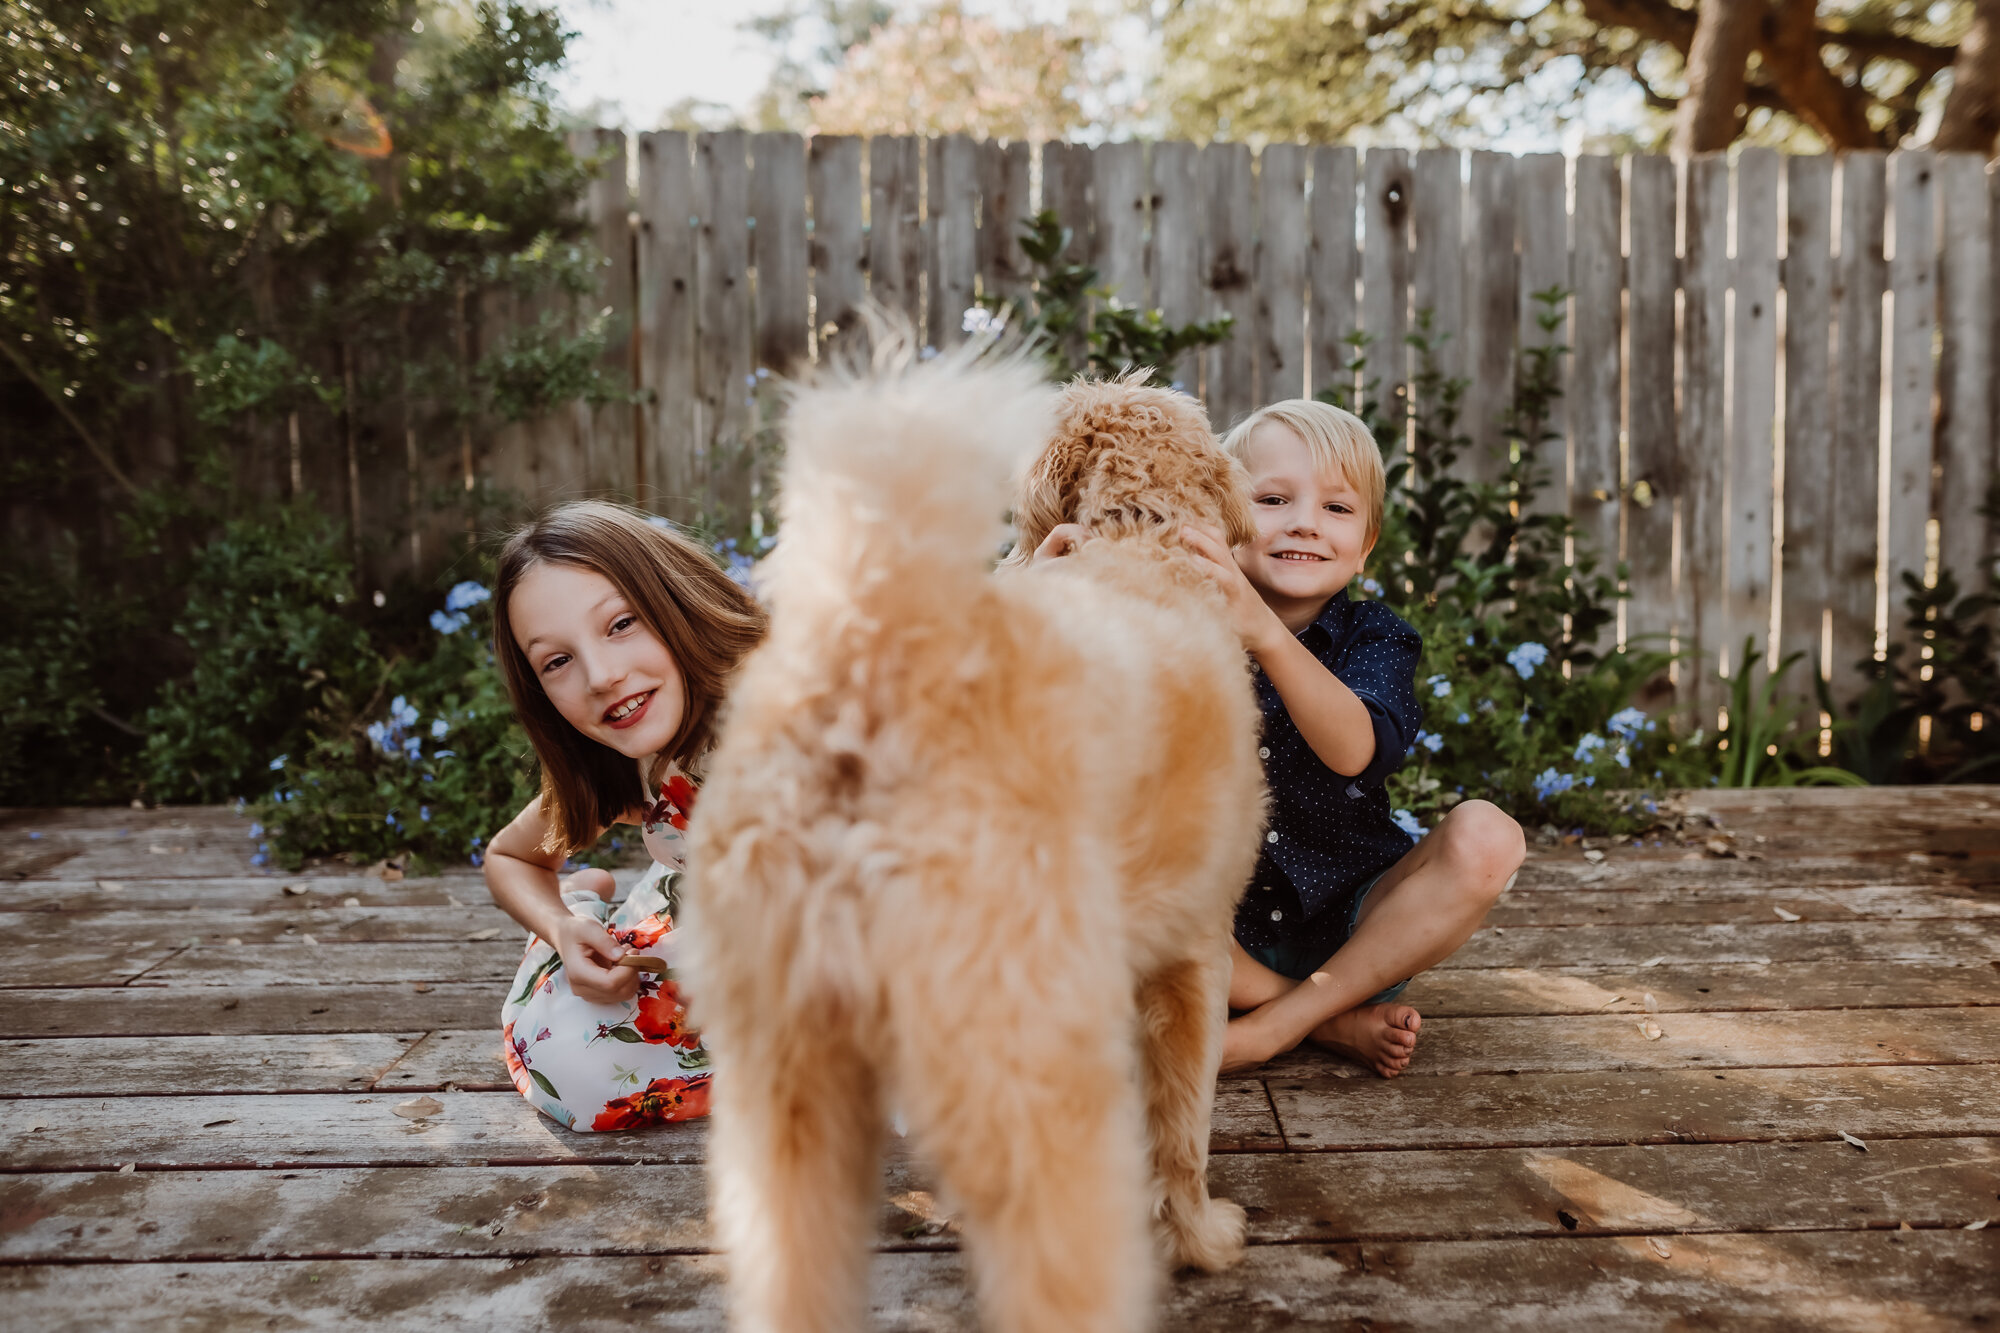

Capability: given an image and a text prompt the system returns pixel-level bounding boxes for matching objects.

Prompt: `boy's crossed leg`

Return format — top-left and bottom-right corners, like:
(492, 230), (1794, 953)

(1221, 799), (1523, 1076)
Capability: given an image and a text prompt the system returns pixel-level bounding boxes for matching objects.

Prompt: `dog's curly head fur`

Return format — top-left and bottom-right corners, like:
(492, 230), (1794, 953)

(1011, 374), (1254, 559)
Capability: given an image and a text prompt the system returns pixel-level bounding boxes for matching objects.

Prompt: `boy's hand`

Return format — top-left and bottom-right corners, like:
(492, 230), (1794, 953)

(1030, 522), (1093, 563)
(549, 915), (640, 1004)
(1181, 523), (1286, 656)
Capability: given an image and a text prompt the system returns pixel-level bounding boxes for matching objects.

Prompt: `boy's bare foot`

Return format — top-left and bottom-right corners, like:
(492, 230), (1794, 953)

(1308, 1003), (1421, 1077)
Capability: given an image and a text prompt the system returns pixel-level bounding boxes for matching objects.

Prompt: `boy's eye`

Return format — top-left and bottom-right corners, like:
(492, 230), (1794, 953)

(1256, 495), (1285, 505)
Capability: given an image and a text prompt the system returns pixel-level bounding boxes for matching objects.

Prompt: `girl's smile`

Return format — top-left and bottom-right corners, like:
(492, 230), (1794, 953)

(510, 561), (687, 759)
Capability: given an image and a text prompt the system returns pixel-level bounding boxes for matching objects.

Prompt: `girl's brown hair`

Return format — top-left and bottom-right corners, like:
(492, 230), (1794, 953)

(492, 501), (768, 854)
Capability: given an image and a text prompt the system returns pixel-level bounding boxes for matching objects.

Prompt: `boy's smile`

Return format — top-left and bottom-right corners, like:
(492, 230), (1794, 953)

(1235, 421), (1375, 631)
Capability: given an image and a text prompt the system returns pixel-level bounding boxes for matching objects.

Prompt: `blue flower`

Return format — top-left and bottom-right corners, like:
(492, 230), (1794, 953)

(1466, 634), (1476, 646)
(444, 582), (491, 613)
(391, 696), (419, 729)
(1615, 746), (1631, 769)
(470, 852), (484, 868)
(1457, 712), (1470, 725)
(434, 749), (456, 760)
(1391, 809), (1427, 838)
(365, 720), (392, 755)
(269, 754), (287, 771)
(644, 514), (673, 530)
(961, 306), (1006, 337)
(1414, 730), (1443, 754)
(430, 718), (450, 739)
(250, 851), (268, 867)
(1427, 674), (1452, 698)
(469, 834), (483, 848)
(1506, 642), (1550, 679)
(1607, 707), (1653, 742)
(386, 812), (400, 828)
(1361, 577), (1383, 596)
(401, 736), (422, 761)
(419, 805), (431, 822)
(430, 609), (470, 635)
(1531, 768), (1575, 801)
(1573, 733), (1607, 764)
(248, 822), (264, 839)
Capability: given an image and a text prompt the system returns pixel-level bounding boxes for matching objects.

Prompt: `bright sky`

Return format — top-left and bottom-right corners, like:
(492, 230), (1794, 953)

(548, 0), (1640, 150)
(550, 0), (791, 128)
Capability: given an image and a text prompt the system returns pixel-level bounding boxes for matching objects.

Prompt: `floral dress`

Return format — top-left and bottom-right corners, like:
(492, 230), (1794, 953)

(500, 765), (711, 1131)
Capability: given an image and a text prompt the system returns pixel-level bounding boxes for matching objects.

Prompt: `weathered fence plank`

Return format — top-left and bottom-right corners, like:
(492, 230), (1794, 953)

(1570, 153), (1622, 582)
(750, 131), (809, 377)
(1461, 150), (1518, 476)
(1308, 146), (1358, 402)
(1411, 146), (1464, 425)
(1625, 154), (1679, 654)
(1202, 141), (1257, 431)
(584, 129), (635, 497)
(1092, 140), (1149, 310)
(806, 134), (866, 354)
(1361, 148), (1413, 428)
(976, 138), (1032, 307)
(1726, 147), (1780, 677)
(925, 134), (979, 351)
(1516, 152), (1568, 519)
(1832, 152), (1889, 706)
(1151, 141), (1201, 394)
(1936, 153), (1993, 597)
(636, 131), (698, 518)
(1886, 151), (1938, 654)
(1681, 154), (1731, 714)
(1780, 153), (1835, 706)
(867, 135), (924, 332)
(694, 130), (753, 520)
(1255, 143), (1308, 405)
(1040, 140), (1095, 366)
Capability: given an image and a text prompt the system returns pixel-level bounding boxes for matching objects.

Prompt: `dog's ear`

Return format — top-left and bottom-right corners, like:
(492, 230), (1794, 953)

(1212, 449), (1257, 550)
(1011, 434), (1088, 562)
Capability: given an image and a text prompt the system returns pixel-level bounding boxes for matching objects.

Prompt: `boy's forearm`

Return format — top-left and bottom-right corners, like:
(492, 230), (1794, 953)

(1252, 632), (1377, 776)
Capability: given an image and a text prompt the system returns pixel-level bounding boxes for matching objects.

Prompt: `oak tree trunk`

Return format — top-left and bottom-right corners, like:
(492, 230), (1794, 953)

(1935, 0), (2000, 154)
(1674, 0), (1767, 155)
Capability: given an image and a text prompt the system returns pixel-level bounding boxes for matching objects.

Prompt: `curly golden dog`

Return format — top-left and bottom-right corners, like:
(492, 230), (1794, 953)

(687, 347), (1267, 1333)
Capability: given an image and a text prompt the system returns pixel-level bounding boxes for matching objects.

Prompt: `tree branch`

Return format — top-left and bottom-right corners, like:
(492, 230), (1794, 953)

(0, 337), (142, 501)
(1934, 0), (2000, 153)
(1759, 0), (1885, 149)
(1576, 0), (1698, 54)
(1675, 0), (1764, 155)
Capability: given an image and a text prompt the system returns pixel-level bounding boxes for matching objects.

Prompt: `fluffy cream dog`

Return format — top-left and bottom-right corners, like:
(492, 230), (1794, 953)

(687, 346), (1267, 1333)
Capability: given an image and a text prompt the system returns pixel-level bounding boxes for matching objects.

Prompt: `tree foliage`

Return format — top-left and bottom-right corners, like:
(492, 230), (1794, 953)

(1153, 1), (1979, 151)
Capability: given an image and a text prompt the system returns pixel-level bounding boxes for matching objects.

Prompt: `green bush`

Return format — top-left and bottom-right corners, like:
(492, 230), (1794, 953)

(250, 576), (540, 873)
(142, 504), (382, 804)
(1328, 297), (1718, 833)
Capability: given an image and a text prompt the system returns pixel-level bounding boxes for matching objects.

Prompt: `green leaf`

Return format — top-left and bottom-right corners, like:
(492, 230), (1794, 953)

(607, 1026), (644, 1043)
(528, 1068), (561, 1101)
(511, 953), (562, 1007)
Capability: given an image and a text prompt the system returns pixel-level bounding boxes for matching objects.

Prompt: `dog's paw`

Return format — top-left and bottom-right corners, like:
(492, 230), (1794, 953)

(1165, 1195), (1247, 1272)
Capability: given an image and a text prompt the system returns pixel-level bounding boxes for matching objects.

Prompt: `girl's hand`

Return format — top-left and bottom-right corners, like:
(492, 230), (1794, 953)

(1180, 523), (1286, 656)
(549, 914), (641, 1005)
(1031, 523), (1093, 562)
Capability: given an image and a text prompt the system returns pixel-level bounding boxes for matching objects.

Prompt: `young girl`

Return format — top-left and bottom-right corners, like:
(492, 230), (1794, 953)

(484, 500), (765, 1131)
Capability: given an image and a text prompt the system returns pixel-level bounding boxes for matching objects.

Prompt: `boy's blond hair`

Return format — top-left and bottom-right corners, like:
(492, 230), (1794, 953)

(1221, 399), (1385, 547)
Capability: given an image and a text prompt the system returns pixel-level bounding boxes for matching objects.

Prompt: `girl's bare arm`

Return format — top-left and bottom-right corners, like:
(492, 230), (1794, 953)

(484, 795), (641, 1004)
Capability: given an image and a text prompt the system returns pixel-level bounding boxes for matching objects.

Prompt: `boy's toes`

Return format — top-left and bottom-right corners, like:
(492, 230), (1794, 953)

(1390, 1005), (1422, 1035)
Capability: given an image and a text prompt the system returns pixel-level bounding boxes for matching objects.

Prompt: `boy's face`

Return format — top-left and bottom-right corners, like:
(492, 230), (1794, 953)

(1235, 421), (1375, 617)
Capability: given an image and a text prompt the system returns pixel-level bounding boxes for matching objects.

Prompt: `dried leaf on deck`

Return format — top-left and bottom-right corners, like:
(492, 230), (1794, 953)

(1641, 955), (1667, 968)
(394, 1096), (444, 1119)
(1643, 992), (1658, 1012)
(466, 928), (502, 942)
(1645, 1236), (1671, 1258)
(1966, 1220), (1990, 1230)
(1839, 1131), (1868, 1152)
(1638, 1019), (1664, 1041)
(1773, 906), (1802, 922)
(283, 884), (310, 897)
(299, 934), (318, 946)
(342, 896), (361, 908)
(1583, 849), (1605, 864)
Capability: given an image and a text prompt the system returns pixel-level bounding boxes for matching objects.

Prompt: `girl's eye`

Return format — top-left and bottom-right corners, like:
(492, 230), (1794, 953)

(540, 654), (569, 676)
(611, 615), (635, 635)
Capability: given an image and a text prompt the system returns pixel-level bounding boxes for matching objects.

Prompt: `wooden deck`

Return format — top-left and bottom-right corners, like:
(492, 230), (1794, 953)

(3, 789), (1997, 1329)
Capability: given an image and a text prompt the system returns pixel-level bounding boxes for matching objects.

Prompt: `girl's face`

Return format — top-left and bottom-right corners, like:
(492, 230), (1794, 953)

(1236, 420), (1375, 616)
(510, 561), (685, 760)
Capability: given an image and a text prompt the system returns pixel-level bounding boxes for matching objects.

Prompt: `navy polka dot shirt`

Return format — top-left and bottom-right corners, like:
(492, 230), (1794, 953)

(1233, 589), (1424, 959)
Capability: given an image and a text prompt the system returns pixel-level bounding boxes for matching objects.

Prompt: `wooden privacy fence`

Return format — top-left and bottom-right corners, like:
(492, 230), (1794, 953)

(486, 131), (2000, 714)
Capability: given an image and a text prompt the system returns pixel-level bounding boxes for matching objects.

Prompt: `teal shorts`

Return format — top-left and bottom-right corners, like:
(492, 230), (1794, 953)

(1240, 868), (1411, 1005)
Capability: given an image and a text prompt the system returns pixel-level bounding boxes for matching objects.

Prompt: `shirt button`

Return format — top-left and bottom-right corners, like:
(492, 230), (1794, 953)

(1270, 909), (1283, 921)
(1258, 746), (1271, 759)
(1250, 662), (1261, 674)
(1266, 831), (1278, 844)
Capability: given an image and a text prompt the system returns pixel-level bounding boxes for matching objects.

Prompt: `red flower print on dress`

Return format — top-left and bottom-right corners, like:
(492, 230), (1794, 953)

(643, 774), (699, 832)
(614, 915), (669, 950)
(590, 1074), (711, 1129)
(633, 979), (701, 1049)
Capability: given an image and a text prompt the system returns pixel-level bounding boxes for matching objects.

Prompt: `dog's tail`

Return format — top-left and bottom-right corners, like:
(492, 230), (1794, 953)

(762, 333), (1057, 624)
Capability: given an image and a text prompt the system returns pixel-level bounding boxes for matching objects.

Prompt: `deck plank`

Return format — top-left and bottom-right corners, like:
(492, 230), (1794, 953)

(17, 1005), (1994, 1097)
(2, 1232), (1994, 1330)
(1269, 1064), (2000, 1150)
(0, 905), (517, 946)
(1397, 960), (2000, 1017)
(0, 982), (499, 1036)
(6, 1138), (1994, 1262)
(1445, 918), (1999, 967)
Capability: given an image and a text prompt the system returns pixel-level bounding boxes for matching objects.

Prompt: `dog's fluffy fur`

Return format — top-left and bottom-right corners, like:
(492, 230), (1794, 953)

(686, 349), (1267, 1333)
